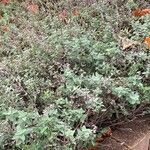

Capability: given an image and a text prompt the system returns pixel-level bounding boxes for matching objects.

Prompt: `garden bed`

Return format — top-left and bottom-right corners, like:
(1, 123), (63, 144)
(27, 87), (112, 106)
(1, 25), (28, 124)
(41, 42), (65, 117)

(0, 0), (150, 149)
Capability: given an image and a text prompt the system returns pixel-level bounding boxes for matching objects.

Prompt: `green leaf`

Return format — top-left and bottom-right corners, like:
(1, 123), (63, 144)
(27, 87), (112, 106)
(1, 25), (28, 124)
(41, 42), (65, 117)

(128, 92), (140, 105)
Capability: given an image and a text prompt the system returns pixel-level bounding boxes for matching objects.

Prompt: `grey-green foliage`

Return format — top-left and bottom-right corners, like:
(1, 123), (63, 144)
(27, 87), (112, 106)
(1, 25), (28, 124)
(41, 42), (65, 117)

(0, 0), (150, 149)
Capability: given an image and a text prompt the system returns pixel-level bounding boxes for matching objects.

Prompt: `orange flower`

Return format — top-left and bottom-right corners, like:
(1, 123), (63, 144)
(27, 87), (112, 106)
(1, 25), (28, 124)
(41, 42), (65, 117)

(144, 37), (150, 48)
(132, 9), (150, 17)
(27, 3), (39, 14)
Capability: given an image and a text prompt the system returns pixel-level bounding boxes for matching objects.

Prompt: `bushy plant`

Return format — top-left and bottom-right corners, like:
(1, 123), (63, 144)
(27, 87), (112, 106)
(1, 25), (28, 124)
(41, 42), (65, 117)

(0, 0), (150, 149)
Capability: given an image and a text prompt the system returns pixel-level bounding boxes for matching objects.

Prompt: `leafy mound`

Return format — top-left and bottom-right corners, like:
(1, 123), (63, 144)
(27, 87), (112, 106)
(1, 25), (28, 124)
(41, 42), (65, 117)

(0, 0), (150, 149)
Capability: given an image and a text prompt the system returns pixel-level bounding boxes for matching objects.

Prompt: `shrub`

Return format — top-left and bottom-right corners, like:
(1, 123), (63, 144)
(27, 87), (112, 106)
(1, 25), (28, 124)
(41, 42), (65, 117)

(0, 0), (150, 149)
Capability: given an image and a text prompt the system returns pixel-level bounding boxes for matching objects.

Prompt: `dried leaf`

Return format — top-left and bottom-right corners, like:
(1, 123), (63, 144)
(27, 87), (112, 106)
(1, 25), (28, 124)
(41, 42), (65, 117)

(0, 26), (9, 32)
(132, 9), (150, 17)
(59, 10), (67, 20)
(88, 127), (112, 150)
(88, 144), (100, 150)
(27, 3), (39, 14)
(144, 37), (150, 49)
(120, 37), (139, 50)
(95, 137), (104, 143)
(72, 9), (79, 16)
(58, 10), (68, 24)
(102, 127), (112, 137)
(0, 0), (9, 4)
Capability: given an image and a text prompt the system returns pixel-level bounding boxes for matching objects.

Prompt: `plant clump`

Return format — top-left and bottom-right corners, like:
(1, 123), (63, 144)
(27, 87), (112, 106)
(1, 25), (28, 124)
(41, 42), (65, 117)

(0, 0), (150, 149)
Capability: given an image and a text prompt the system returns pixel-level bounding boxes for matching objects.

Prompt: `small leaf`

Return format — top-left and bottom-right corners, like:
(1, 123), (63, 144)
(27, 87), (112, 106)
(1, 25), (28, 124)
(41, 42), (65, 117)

(40, 126), (48, 134)
(64, 129), (75, 139)
(128, 92), (140, 105)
